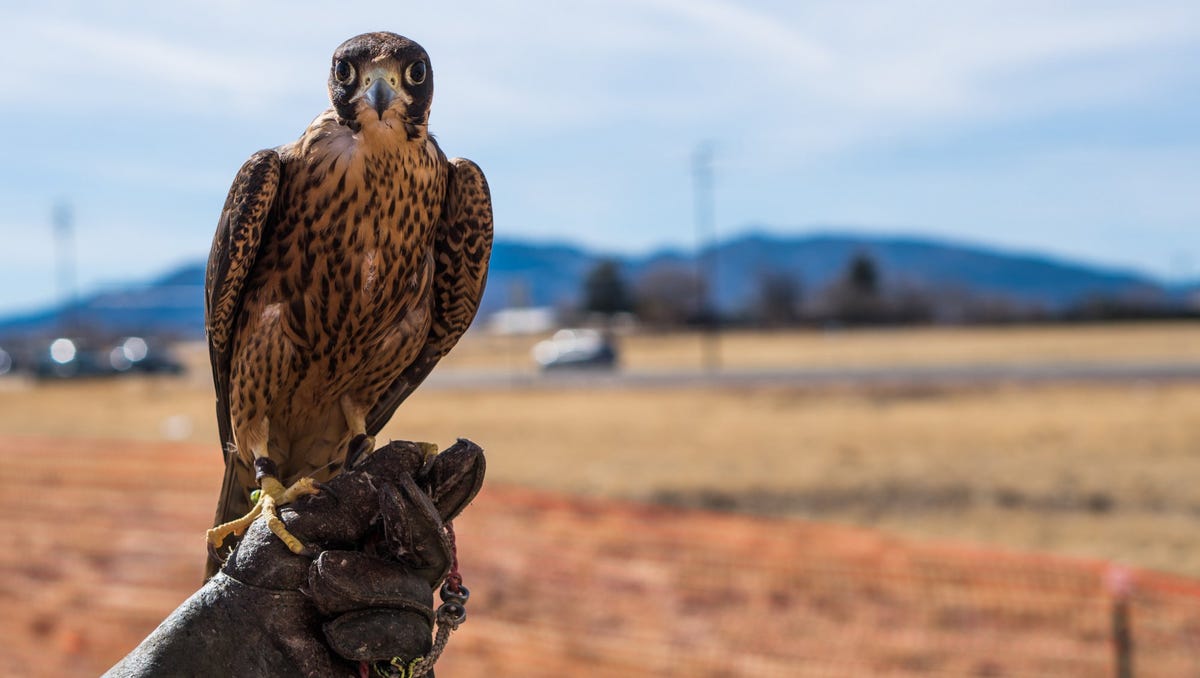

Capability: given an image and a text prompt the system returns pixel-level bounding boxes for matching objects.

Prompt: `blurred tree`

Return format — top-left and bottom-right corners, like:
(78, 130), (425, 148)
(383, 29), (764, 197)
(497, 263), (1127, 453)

(756, 271), (803, 327)
(635, 265), (704, 327)
(582, 259), (633, 316)
(847, 251), (880, 298)
(825, 250), (884, 324)
(886, 282), (937, 324)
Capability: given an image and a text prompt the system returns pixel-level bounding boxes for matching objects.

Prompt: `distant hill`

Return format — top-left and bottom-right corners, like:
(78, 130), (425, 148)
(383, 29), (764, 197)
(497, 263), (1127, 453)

(0, 264), (208, 341)
(0, 231), (1182, 341)
(669, 232), (1167, 313)
(481, 240), (598, 315)
(489, 232), (1172, 316)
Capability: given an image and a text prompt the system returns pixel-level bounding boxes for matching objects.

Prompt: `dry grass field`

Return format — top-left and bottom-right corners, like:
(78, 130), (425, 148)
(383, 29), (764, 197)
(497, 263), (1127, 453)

(4, 322), (1200, 675)
(1, 321), (1199, 579)
(6, 437), (1200, 677)
(434, 321), (1200, 372)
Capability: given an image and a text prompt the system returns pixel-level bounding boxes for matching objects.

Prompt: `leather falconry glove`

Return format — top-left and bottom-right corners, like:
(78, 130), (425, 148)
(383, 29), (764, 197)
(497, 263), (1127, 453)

(105, 439), (485, 678)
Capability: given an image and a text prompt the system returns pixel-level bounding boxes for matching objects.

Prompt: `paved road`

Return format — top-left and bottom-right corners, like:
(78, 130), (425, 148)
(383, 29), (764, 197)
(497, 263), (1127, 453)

(425, 361), (1200, 390)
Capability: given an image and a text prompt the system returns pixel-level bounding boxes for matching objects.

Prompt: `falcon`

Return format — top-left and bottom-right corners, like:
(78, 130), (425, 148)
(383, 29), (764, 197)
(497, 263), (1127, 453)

(204, 32), (492, 577)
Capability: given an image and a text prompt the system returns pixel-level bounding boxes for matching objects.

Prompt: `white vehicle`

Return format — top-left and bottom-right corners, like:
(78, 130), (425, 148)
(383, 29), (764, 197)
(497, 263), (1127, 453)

(532, 329), (617, 370)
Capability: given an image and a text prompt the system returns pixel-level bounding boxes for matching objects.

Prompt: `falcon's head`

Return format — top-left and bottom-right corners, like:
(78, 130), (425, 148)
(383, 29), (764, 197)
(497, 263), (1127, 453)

(328, 32), (433, 138)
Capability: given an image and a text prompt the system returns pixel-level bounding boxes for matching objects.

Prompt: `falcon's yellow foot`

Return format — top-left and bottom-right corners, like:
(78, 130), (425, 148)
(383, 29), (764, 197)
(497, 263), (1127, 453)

(258, 476), (321, 555)
(206, 476), (322, 556)
(207, 501), (264, 551)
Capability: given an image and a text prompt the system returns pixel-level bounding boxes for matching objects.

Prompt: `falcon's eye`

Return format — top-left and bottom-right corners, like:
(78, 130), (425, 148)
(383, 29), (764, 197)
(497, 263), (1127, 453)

(334, 59), (355, 85)
(406, 60), (427, 86)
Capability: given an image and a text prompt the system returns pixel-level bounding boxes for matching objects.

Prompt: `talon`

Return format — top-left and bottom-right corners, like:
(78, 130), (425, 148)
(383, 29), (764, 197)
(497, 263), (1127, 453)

(207, 540), (228, 569)
(415, 441), (441, 478)
(345, 434), (376, 469)
(313, 481), (339, 505)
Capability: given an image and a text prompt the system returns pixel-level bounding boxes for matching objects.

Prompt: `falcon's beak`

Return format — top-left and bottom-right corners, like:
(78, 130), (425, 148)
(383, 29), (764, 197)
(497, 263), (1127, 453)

(363, 77), (397, 119)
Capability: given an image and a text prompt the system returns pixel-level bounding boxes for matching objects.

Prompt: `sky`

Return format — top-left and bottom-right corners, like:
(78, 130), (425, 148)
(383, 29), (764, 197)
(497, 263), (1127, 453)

(1, 0), (1198, 315)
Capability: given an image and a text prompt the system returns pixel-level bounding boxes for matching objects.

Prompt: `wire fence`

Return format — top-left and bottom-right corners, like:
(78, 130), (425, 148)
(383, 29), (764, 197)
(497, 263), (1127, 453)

(442, 487), (1200, 677)
(3, 437), (1200, 677)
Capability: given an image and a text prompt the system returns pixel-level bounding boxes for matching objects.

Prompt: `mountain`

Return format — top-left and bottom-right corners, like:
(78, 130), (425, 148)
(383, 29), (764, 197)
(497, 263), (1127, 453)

(486, 232), (1170, 317)
(0, 264), (208, 341)
(667, 232), (1167, 314)
(481, 240), (598, 316)
(0, 231), (1180, 340)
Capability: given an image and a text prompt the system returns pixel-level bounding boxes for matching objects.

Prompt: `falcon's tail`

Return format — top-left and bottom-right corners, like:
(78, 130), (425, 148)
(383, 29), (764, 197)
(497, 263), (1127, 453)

(205, 440), (255, 580)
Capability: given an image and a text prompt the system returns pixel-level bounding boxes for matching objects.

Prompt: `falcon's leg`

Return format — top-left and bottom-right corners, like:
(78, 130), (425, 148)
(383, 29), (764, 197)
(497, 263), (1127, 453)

(207, 416), (272, 551)
(341, 395), (439, 469)
(206, 417), (321, 556)
(206, 462), (322, 555)
(341, 396), (376, 469)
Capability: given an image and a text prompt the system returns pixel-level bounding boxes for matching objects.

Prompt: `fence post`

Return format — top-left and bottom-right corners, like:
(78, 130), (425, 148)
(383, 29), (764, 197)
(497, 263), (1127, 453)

(1108, 566), (1134, 678)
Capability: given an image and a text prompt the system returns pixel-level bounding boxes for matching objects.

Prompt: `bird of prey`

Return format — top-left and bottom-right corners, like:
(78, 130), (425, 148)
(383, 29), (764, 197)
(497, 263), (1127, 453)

(204, 32), (492, 577)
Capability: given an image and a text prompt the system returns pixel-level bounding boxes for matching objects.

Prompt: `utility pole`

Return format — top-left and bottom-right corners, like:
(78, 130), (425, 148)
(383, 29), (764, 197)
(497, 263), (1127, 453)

(692, 143), (720, 372)
(52, 201), (77, 335)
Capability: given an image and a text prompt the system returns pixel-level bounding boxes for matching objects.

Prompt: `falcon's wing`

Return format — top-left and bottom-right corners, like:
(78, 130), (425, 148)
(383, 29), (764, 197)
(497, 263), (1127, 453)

(205, 150), (280, 513)
(366, 157), (493, 436)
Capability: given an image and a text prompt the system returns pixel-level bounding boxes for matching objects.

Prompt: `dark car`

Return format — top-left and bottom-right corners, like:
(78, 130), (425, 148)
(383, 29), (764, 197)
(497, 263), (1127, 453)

(36, 337), (111, 378)
(108, 336), (185, 375)
(35, 336), (184, 379)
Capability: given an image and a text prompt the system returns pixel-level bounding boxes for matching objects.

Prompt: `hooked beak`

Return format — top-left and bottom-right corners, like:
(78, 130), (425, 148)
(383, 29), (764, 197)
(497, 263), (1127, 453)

(363, 78), (396, 119)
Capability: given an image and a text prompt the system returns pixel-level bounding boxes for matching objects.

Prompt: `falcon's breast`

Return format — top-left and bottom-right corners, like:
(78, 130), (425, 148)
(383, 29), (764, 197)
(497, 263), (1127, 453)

(238, 111), (449, 418)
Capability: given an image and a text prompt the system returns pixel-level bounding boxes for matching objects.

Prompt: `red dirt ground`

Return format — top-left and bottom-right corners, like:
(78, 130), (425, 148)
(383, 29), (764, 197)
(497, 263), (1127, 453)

(2, 436), (1200, 676)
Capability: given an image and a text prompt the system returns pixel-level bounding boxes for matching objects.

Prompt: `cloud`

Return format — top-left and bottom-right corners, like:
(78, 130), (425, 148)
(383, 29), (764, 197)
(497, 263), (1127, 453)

(2, 14), (303, 118)
(1, 0), (1199, 316)
(649, 1), (1200, 167)
(7, 2), (1197, 145)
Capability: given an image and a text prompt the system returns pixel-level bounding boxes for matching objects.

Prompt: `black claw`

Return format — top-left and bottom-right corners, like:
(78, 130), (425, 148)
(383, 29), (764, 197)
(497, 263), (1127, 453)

(208, 541), (228, 568)
(313, 481), (340, 505)
(298, 544), (320, 559)
(344, 434), (373, 470)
